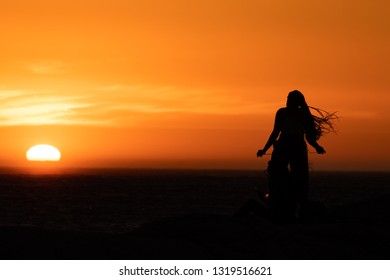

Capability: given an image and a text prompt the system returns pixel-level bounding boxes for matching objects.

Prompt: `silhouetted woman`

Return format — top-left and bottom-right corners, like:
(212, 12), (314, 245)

(257, 90), (336, 222)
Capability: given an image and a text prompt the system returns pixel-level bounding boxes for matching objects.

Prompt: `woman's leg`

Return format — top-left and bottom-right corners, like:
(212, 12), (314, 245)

(267, 141), (290, 222)
(290, 143), (309, 219)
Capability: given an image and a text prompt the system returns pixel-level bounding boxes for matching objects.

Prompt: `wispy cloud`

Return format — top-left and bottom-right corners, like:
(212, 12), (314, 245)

(0, 84), (277, 126)
(25, 61), (65, 75)
(94, 84), (277, 115)
(0, 89), (92, 125)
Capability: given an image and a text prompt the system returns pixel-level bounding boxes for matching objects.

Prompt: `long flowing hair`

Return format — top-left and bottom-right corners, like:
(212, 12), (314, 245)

(288, 90), (338, 140)
(308, 106), (338, 140)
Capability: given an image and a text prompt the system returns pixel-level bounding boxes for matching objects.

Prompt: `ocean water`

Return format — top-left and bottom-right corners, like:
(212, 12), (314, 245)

(0, 169), (389, 233)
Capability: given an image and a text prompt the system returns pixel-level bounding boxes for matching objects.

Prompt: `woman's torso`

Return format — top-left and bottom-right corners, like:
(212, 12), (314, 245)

(278, 107), (306, 140)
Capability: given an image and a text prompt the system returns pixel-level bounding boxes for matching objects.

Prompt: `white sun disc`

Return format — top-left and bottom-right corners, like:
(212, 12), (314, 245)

(26, 144), (61, 161)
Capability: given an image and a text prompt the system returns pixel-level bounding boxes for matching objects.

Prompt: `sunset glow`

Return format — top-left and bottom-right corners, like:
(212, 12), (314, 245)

(0, 0), (389, 171)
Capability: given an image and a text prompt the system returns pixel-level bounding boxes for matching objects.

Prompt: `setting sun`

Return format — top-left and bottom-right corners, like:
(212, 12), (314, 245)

(26, 144), (61, 162)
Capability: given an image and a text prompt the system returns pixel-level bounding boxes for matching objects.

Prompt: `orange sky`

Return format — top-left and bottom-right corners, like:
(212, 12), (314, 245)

(0, 0), (389, 171)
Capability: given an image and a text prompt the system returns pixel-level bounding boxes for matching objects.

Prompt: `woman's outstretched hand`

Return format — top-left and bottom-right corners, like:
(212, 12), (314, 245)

(315, 146), (326, 154)
(257, 149), (266, 157)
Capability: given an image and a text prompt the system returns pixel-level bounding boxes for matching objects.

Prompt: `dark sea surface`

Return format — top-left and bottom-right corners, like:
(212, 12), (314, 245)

(1, 169), (389, 233)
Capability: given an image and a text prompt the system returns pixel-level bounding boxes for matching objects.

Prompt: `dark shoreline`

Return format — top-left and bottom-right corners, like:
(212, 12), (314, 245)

(0, 170), (389, 259)
(1, 166), (390, 175)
